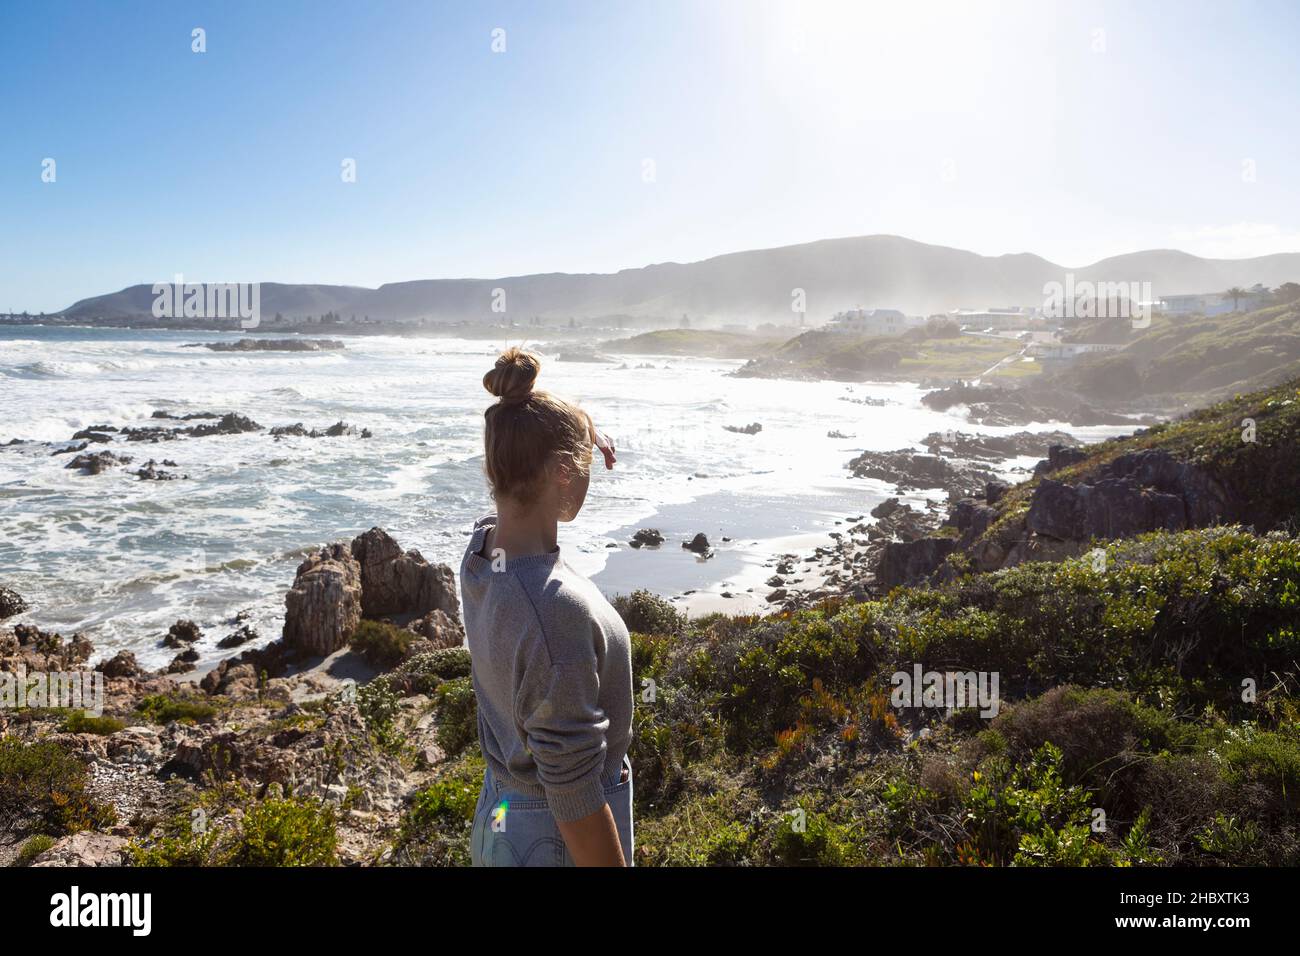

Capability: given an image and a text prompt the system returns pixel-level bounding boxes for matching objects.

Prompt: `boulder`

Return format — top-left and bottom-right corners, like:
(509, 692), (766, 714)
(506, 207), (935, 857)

(876, 537), (956, 590)
(98, 650), (141, 678)
(283, 543), (363, 656)
(629, 528), (664, 548)
(65, 450), (132, 475)
(985, 480), (1011, 505)
(1033, 444), (1091, 477)
(31, 832), (129, 867)
(163, 619), (202, 648)
(0, 586), (28, 620)
(682, 533), (712, 555)
(871, 497), (903, 519)
(350, 527), (459, 622)
(1025, 450), (1228, 542)
(404, 608), (465, 649)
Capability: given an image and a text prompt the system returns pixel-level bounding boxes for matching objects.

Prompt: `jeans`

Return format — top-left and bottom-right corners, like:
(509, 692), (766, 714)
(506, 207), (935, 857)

(470, 755), (634, 867)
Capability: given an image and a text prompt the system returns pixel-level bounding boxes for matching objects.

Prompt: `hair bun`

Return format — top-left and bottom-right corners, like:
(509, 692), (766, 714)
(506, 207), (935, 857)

(483, 347), (541, 405)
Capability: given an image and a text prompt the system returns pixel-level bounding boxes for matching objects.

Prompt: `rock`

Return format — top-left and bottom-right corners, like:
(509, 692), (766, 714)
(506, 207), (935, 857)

(107, 726), (163, 764)
(71, 428), (115, 443)
(135, 459), (185, 480)
(985, 480), (1011, 505)
(723, 422), (763, 435)
(404, 608), (465, 649)
(65, 450), (132, 475)
(196, 338), (346, 352)
(200, 660), (260, 698)
(151, 410), (220, 420)
(350, 527), (460, 622)
(30, 832), (129, 867)
(871, 497), (903, 519)
(166, 649), (199, 672)
(271, 421), (358, 439)
(629, 528), (664, 548)
(163, 619), (203, 648)
(1026, 449), (1228, 542)
(187, 412), (262, 438)
(921, 382), (1145, 427)
(848, 450), (998, 501)
(922, 429), (1078, 461)
(1033, 444), (1092, 476)
(876, 537), (957, 589)
(0, 586), (28, 620)
(270, 423), (311, 437)
(218, 624), (257, 649)
(682, 533), (711, 555)
(948, 498), (998, 541)
(98, 650), (141, 678)
(284, 543), (363, 656)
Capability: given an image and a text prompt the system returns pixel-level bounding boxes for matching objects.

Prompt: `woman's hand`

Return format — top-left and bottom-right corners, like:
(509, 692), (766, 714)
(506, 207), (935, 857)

(591, 423), (616, 470)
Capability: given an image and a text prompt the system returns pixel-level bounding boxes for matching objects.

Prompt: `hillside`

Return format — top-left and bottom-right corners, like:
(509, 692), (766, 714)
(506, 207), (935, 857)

(733, 326), (1038, 382)
(600, 328), (787, 359)
(57, 235), (1300, 326)
(1053, 302), (1300, 403)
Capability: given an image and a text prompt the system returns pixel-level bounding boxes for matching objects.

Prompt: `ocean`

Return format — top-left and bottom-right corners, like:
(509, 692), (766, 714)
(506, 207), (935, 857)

(0, 326), (1126, 670)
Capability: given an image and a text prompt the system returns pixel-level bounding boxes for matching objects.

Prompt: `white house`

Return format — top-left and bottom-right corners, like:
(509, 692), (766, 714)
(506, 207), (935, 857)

(827, 308), (921, 336)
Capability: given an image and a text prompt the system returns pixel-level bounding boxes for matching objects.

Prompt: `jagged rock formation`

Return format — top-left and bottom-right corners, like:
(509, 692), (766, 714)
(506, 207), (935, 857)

(350, 528), (459, 622)
(283, 543), (363, 656)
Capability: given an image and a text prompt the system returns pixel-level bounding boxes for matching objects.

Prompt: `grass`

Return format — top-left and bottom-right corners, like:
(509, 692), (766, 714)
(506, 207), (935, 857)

(602, 328), (788, 359)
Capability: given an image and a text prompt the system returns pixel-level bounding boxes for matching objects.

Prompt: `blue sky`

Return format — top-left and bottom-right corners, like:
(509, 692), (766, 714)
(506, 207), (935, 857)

(2, 0), (1299, 312)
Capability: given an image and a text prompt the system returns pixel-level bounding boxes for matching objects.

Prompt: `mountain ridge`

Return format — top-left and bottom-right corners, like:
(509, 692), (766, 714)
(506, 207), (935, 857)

(58, 234), (1300, 324)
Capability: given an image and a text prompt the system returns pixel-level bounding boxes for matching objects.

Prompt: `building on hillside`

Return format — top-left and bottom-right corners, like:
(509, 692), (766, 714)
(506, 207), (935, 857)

(1159, 284), (1270, 316)
(827, 308), (921, 336)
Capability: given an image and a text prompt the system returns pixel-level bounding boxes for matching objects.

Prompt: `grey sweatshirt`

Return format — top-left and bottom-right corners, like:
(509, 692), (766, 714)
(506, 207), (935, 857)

(459, 514), (633, 822)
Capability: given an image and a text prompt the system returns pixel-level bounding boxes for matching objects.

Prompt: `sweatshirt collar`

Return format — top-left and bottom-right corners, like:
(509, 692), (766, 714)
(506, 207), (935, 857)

(467, 514), (562, 573)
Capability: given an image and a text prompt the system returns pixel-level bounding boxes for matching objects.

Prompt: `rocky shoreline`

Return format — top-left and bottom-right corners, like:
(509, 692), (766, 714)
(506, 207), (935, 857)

(0, 527), (469, 867)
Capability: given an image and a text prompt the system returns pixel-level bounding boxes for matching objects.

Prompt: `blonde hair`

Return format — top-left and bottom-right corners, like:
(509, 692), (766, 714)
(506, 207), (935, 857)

(482, 347), (592, 503)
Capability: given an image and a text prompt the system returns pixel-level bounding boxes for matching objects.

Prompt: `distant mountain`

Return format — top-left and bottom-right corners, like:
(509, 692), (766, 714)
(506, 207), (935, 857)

(59, 235), (1300, 325)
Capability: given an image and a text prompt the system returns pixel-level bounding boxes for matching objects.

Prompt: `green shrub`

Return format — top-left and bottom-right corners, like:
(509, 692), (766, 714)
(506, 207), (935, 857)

(434, 677), (477, 756)
(131, 790), (339, 868)
(390, 754), (484, 867)
(350, 619), (416, 668)
(356, 680), (402, 751)
(769, 800), (864, 866)
(611, 589), (686, 636)
(226, 797), (338, 866)
(1212, 723), (1300, 805)
(63, 711), (127, 735)
(135, 693), (217, 725)
(13, 834), (56, 866)
(0, 737), (116, 837)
